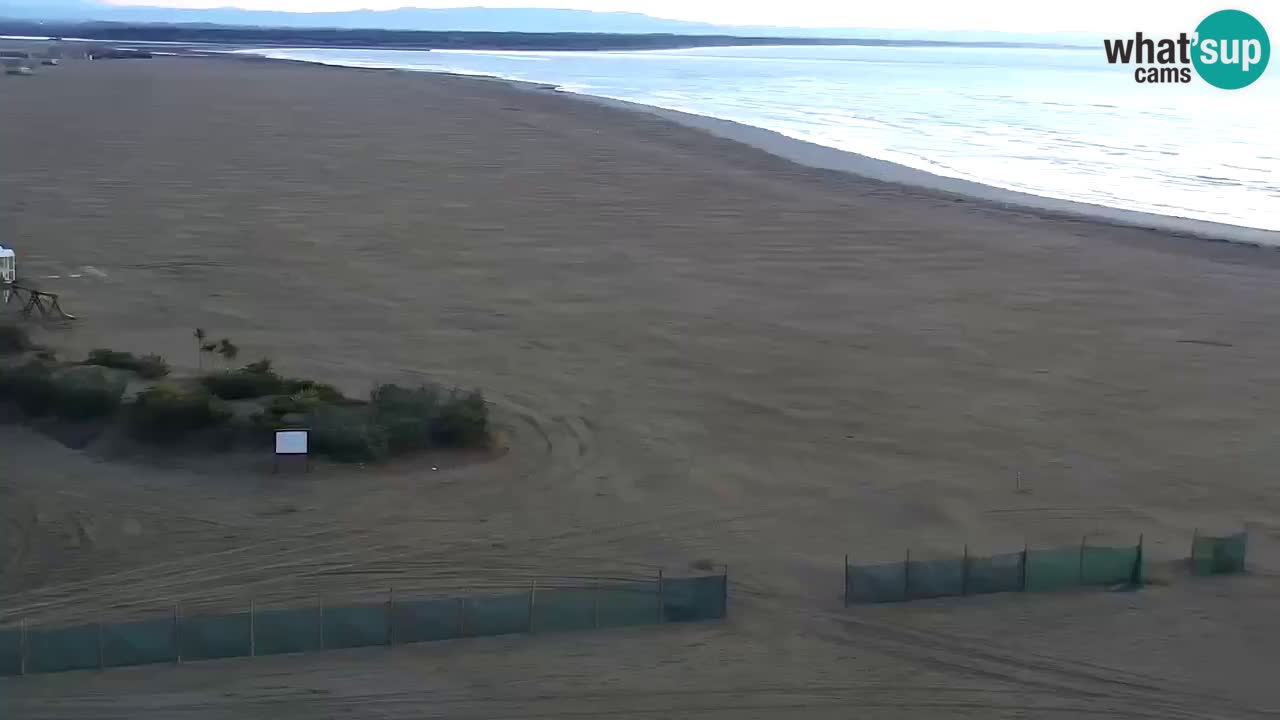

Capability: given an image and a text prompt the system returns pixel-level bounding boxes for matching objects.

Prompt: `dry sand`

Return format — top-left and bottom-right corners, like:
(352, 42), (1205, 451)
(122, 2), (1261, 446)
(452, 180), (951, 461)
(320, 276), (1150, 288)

(2, 55), (1280, 718)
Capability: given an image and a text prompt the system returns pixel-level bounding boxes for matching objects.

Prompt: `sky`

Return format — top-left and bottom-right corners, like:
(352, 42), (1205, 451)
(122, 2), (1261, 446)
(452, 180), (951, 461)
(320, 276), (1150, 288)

(101, 1), (1270, 34)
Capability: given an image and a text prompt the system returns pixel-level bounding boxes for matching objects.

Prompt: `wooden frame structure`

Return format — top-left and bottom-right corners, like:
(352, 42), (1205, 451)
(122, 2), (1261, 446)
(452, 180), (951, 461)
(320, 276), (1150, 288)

(3, 283), (76, 320)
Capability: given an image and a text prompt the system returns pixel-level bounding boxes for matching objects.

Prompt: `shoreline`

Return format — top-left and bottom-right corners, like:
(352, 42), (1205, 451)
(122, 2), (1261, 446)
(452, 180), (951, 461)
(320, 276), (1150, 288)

(228, 48), (1280, 249)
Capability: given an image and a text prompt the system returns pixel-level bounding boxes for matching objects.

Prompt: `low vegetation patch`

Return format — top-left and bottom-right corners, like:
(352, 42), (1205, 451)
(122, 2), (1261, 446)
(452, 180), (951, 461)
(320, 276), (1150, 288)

(0, 361), (125, 420)
(0, 360), (57, 415)
(0, 324), (32, 354)
(51, 366), (126, 420)
(202, 359), (285, 400)
(84, 348), (170, 379)
(130, 384), (231, 443)
(0, 332), (491, 462)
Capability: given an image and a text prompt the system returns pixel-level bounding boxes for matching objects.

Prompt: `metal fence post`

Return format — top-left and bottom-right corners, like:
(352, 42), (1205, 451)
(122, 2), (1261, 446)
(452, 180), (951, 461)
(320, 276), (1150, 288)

(250, 600), (256, 658)
(1020, 541), (1029, 592)
(721, 565), (729, 618)
(318, 597), (325, 650)
(903, 549), (911, 601)
(1079, 535), (1087, 585)
(527, 580), (537, 634)
(174, 603), (182, 665)
(657, 570), (665, 623)
(1134, 534), (1144, 586)
(843, 554), (849, 608)
(387, 587), (395, 646)
(961, 544), (970, 596)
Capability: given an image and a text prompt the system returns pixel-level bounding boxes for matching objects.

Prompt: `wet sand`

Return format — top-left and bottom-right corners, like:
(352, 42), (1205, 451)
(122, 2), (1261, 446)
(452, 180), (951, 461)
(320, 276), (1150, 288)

(2, 55), (1280, 718)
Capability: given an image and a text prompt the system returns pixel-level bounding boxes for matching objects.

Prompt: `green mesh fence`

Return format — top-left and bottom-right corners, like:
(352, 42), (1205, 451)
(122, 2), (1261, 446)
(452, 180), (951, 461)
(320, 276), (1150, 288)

(533, 589), (597, 633)
(847, 561), (907, 604)
(0, 628), (24, 676)
(1024, 547), (1085, 593)
(322, 603), (388, 649)
(906, 558), (965, 600)
(965, 552), (1024, 595)
(1081, 545), (1141, 587)
(393, 598), (462, 644)
(848, 543), (1141, 604)
(181, 612), (251, 661)
(256, 606), (322, 656)
(27, 623), (99, 674)
(595, 585), (661, 628)
(4, 574), (726, 675)
(662, 576), (727, 622)
(463, 593), (530, 637)
(1192, 532), (1247, 575)
(102, 618), (175, 668)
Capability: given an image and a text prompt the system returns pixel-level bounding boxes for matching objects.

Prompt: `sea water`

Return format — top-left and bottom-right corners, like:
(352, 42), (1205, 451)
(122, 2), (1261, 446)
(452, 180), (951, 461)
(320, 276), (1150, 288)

(239, 44), (1279, 233)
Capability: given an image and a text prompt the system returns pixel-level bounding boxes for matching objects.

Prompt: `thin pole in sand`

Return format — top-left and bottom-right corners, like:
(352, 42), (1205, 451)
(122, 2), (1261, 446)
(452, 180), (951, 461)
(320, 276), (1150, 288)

(1021, 540), (1030, 592)
(961, 544), (970, 596)
(903, 548), (911, 601)
(19, 618), (25, 676)
(174, 602), (182, 665)
(317, 596), (325, 650)
(527, 580), (537, 635)
(387, 587), (395, 646)
(1079, 535), (1087, 585)
(843, 554), (849, 608)
(97, 616), (104, 671)
(250, 599), (256, 658)
(657, 570), (665, 623)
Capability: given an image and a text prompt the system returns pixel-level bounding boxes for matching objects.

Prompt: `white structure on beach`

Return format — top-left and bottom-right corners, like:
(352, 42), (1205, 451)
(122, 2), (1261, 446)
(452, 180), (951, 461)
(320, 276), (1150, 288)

(0, 246), (15, 284)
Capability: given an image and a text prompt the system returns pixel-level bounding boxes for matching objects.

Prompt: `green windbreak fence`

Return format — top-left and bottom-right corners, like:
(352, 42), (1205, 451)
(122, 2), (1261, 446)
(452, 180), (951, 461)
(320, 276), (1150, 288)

(181, 612), (252, 661)
(102, 618), (175, 668)
(1191, 531), (1247, 575)
(0, 572), (727, 677)
(0, 629), (21, 676)
(256, 606), (322, 657)
(846, 540), (1143, 605)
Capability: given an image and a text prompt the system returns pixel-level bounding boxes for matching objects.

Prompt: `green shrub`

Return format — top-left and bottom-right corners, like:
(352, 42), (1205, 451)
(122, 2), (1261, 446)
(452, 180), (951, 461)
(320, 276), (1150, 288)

(51, 367), (125, 420)
(370, 383), (440, 454)
(367, 383), (489, 453)
(130, 384), (230, 442)
(280, 377), (346, 403)
(84, 348), (170, 379)
(433, 389), (488, 448)
(202, 367), (284, 400)
(0, 324), (31, 355)
(309, 406), (388, 463)
(0, 361), (56, 415)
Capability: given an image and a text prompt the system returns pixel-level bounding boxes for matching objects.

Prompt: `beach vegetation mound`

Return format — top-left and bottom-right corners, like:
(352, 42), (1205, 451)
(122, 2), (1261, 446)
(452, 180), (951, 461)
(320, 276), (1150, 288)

(0, 324), (32, 354)
(0, 360), (125, 420)
(0, 335), (491, 464)
(84, 348), (170, 379)
(130, 384), (231, 442)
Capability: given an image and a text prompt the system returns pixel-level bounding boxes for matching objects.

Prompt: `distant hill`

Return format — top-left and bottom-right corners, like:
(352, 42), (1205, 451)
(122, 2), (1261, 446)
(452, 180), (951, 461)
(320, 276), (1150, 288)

(0, 2), (1100, 45)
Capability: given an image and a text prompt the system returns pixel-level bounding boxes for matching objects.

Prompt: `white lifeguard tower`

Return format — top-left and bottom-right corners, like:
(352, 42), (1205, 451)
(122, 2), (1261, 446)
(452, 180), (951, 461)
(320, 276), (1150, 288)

(0, 245), (14, 285)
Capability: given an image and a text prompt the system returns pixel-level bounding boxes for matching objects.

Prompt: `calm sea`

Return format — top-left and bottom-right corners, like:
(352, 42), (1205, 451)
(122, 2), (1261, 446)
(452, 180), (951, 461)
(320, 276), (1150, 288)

(239, 44), (1279, 233)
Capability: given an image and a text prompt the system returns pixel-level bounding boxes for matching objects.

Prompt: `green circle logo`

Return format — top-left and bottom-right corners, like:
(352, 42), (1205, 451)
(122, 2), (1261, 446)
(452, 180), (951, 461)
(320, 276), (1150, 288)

(1193, 9), (1270, 89)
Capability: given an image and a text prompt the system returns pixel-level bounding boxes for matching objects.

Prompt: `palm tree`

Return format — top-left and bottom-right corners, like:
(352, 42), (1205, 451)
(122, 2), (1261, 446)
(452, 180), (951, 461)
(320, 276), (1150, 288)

(194, 328), (206, 369)
(217, 338), (239, 367)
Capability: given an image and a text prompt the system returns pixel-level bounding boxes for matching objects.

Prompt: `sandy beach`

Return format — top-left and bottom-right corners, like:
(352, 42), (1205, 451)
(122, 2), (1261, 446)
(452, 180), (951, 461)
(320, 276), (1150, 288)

(3, 55), (1280, 718)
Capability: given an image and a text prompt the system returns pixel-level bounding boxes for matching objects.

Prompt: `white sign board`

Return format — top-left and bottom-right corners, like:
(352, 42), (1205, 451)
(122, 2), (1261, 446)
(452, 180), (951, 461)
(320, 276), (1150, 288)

(275, 430), (309, 456)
